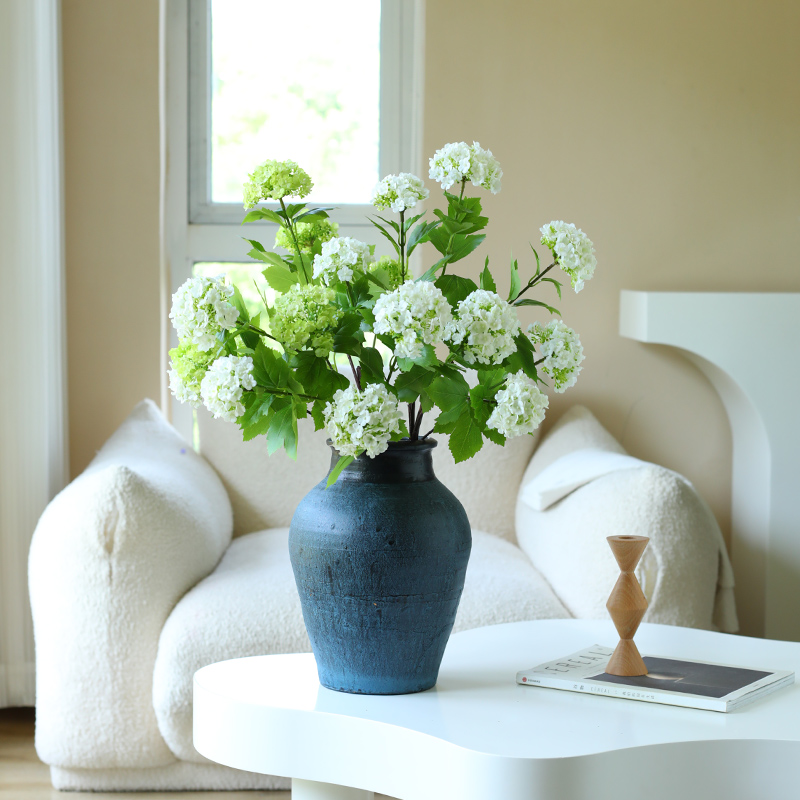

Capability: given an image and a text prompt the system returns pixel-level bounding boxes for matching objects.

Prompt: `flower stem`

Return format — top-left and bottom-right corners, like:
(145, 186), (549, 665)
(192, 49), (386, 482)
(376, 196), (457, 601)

(407, 401), (416, 440)
(399, 210), (407, 283)
(514, 262), (557, 301)
(245, 322), (279, 342)
(414, 405), (424, 438)
(279, 197), (310, 283)
(347, 354), (362, 391)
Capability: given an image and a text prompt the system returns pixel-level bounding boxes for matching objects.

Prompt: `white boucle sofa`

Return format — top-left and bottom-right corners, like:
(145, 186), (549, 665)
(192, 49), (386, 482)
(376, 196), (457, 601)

(28, 399), (737, 792)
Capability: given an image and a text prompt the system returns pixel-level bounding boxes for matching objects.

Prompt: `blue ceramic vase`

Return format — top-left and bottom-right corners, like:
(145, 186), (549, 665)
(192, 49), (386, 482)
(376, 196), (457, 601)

(289, 439), (472, 695)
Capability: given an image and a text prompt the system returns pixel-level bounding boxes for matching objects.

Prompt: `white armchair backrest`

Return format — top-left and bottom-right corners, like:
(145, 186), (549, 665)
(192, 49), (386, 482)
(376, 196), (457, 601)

(197, 408), (540, 542)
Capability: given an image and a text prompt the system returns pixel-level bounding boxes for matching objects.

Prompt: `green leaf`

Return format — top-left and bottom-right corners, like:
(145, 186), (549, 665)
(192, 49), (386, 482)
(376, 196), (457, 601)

(406, 220), (440, 256)
(484, 427), (506, 447)
(435, 275), (478, 307)
(375, 215), (400, 234)
(448, 413), (484, 463)
(350, 275), (373, 308)
(332, 313), (364, 356)
(427, 372), (470, 411)
(247, 248), (276, 265)
(292, 253), (312, 284)
(514, 298), (560, 315)
(244, 238), (266, 253)
(530, 244), (541, 276)
(448, 233), (486, 264)
(469, 385), (491, 425)
(477, 367), (506, 389)
(540, 276), (563, 300)
(266, 402), (297, 457)
(503, 333), (538, 381)
(394, 365), (435, 402)
(434, 210), (473, 237)
(416, 256), (451, 283)
(238, 391), (272, 428)
(242, 208), (284, 226)
(396, 344), (438, 373)
(293, 351), (348, 400)
(403, 212), (424, 233)
(508, 258), (521, 302)
(368, 217), (401, 255)
(479, 258), (497, 293)
(296, 206), (334, 222)
(326, 454), (355, 488)
(366, 268), (390, 290)
(431, 405), (461, 433)
(426, 226), (452, 256)
(252, 341), (290, 390)
(284, 203), (306, 218)
(310, 399), (326, 431)
(446, 192), (482, 217)
(241, 413), (271, 441)
(230, 285), (249, 323)
(292, 212), (324, 225)
(262, 264), (299, 293)
(358, 346), (384, 383)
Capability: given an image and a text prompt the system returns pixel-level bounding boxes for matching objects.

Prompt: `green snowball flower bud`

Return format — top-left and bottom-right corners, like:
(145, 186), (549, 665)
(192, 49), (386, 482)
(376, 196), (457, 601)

(243, 159), (313, 208)
(274, 219), (339, 254)
(168, 342), (216, 407)
(370, 255), (404, 290)
(271, 284), (343, 357)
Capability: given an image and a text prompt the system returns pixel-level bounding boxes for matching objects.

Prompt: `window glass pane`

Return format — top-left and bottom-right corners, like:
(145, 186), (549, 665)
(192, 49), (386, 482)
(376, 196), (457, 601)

(210, 0), (381, 205)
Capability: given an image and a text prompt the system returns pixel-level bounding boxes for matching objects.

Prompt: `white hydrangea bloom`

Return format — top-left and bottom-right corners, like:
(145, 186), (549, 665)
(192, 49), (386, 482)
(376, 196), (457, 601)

(372, 173), (429, 213)
(312, 236), (374, 285)
(324, 383), (404, 458)
(528, 320), (585, 393)
(167, 343), (214, 408)
(200, 355), (256, 423)
(540, 221), (597, 293)
(446, 289), (520, 365)
(487, 372), (549, 438)
(168, 369), (200, 407)
(169, 276), (240, 351)
(468, 142), (503, 194)
(373, 280), (453, 359)
(428, 141), (502, 194)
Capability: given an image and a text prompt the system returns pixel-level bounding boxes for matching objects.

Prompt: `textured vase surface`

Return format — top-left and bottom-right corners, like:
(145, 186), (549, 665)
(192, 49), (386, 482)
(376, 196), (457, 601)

(289, 439), (472, 695)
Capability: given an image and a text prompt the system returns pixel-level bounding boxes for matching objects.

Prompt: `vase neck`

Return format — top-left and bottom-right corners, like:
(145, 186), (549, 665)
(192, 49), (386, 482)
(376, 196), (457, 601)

(328, 440), (438, 484)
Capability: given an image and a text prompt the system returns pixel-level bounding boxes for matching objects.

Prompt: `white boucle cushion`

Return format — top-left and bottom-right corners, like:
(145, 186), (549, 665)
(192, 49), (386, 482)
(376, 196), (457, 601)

(431, 433), (539, 542)
(515, 406), (737, 632)
(29, 399), (233, 770)
(198, 407), (538, 542)
(153, 527), (569, 762)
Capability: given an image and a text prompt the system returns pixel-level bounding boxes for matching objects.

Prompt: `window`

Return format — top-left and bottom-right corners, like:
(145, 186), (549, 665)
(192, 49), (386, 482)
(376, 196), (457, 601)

(163, 0), (423, 434)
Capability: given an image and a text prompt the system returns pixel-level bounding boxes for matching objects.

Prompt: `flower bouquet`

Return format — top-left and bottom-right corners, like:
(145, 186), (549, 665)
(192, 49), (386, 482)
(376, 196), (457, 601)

(168, 141), (595, 485)
(168, 141), (596, 694)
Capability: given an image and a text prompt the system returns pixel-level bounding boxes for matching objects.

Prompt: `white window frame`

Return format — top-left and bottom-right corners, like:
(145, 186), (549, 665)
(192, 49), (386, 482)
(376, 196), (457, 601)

(161, 0), (426, 437)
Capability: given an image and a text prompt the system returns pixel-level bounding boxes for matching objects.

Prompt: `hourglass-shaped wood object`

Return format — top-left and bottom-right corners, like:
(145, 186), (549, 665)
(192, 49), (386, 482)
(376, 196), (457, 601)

(605, 535), (650, 677)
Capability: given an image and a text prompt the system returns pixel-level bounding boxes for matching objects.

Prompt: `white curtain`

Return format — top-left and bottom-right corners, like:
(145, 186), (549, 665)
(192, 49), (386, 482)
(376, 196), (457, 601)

(0, 0), (67, 708)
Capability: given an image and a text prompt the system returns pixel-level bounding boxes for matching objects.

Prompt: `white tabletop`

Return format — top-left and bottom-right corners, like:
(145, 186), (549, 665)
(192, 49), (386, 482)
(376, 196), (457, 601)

(194, 620), (800, 799)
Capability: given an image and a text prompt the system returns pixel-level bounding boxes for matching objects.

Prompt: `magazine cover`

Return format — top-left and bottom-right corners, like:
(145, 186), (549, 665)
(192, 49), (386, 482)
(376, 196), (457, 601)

(516, 645), (794, 712)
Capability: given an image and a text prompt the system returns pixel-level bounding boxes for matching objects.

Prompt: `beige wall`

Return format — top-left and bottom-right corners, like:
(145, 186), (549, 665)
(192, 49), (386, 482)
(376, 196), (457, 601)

(63, 0), (161, 477)
(424, 0), (800, 546)
(60, 1), (800, 546)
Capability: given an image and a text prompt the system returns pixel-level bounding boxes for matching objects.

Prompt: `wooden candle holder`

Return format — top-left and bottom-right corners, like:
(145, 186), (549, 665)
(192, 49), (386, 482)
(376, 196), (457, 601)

(605, 535), (649, 677)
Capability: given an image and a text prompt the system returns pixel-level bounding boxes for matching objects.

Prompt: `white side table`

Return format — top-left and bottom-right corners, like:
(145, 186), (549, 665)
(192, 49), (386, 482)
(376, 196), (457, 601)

(194, 620), (800, 799)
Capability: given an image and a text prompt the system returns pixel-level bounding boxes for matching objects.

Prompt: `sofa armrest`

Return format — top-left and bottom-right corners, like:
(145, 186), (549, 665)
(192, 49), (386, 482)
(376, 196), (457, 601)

(516, 406), (738, 633)
(29, 400), (232, 769)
